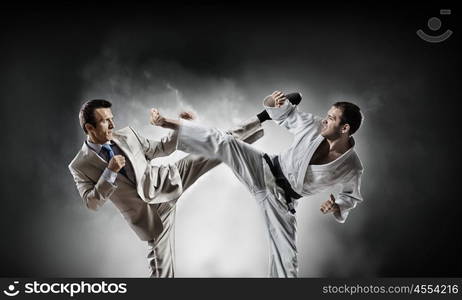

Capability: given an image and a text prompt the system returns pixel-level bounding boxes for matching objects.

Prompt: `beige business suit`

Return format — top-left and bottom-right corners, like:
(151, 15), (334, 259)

(68, 118), (263, 277)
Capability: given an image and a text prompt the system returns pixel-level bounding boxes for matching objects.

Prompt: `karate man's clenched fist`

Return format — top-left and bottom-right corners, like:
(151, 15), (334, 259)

(108, 155), (126, 173)
(320, 194), (340, 214)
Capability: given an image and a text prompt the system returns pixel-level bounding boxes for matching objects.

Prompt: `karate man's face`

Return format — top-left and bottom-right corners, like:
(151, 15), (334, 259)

(85, 108), (115, 144)
(320, 106), (349, 139)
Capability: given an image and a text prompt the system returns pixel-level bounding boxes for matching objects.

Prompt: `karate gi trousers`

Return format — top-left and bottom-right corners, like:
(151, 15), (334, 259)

(148, 117), (265, 277)
(177, 118), (299, 277)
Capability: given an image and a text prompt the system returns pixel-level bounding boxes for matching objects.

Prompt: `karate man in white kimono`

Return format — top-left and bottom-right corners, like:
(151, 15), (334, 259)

(150, 91), (364, 277)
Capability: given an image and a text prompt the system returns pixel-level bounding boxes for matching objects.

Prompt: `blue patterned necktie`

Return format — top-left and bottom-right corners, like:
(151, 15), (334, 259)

(101, 143), (127, 177)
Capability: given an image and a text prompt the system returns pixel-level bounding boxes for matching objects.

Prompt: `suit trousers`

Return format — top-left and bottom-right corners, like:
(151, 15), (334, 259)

(147, 155), (220, 277)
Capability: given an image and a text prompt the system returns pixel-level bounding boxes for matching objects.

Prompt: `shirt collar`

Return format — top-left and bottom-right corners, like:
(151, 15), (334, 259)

(86, 137), (111, 154)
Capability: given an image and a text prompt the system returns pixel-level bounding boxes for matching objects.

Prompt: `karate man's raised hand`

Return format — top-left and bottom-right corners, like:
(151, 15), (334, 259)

(272, 91), (288, 108)
(320, 194), (340, 214)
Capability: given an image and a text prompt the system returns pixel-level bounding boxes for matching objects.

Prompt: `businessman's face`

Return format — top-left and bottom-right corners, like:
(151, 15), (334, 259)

(86, 108), (115, 144)
(320, 106), (349, 139)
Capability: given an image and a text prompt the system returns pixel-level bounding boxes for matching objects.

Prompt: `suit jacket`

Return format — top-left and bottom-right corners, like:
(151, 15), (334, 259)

(68, 127), (182, 241)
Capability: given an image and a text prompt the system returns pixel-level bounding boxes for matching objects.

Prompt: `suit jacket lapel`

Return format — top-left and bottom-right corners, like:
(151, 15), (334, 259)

(112, 135), (139, 185)
(81, 141), (108, 171)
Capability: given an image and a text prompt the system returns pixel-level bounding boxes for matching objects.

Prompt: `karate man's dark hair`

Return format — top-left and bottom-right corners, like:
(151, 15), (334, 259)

(333, 101), (363, 135)
(79, 99), (112, 134)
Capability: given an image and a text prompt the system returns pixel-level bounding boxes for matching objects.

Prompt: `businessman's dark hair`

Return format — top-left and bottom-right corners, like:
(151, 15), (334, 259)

(79, 99), (112, 133)
(333, 101), (363, 135)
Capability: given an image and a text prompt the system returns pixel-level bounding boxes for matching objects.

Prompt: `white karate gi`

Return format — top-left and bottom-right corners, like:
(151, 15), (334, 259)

(176, 99), (364, 277)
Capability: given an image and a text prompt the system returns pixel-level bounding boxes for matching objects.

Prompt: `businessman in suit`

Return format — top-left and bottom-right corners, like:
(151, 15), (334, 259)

(68, 99), (263, 277)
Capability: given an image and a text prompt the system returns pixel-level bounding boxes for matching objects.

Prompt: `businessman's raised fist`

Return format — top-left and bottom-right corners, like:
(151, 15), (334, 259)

(179, 111), (195, 120)
(108, 155), (126, 173)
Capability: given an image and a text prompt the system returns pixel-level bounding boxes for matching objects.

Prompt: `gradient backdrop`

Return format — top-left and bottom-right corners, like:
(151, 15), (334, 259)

(1, 2), (460, 277)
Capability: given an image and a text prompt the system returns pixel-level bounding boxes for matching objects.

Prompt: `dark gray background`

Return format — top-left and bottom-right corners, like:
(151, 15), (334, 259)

(0, 2), (460, 277)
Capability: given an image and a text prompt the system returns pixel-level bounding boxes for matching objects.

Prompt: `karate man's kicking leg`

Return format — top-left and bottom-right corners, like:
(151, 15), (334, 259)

(147, 115), (264, 277)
